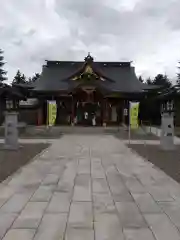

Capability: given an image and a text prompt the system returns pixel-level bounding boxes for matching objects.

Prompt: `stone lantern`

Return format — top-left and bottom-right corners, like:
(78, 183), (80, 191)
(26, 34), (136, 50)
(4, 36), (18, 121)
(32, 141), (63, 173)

(160, 100), (175, 150)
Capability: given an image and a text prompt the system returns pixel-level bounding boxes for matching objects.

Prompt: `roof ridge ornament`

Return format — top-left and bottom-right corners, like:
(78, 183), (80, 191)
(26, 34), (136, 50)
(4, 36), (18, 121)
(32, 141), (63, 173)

(84, 53), (94, 63)
(84, 65), (93, 74)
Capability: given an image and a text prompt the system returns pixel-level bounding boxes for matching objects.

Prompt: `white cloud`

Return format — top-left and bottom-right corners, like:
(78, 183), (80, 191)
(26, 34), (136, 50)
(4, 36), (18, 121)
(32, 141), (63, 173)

(0, 0), (180, 83)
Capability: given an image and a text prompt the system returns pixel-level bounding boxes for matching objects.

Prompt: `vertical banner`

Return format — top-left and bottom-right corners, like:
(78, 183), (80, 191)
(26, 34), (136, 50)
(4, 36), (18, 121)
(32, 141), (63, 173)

(47, 100), (57, 126)
(129, 101), (139, 129)
(129, 101), (139, 143)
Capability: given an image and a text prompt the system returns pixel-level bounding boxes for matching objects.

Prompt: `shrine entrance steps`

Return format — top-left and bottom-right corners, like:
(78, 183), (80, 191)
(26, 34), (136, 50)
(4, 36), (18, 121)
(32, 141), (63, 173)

(24, 126), (122, 135)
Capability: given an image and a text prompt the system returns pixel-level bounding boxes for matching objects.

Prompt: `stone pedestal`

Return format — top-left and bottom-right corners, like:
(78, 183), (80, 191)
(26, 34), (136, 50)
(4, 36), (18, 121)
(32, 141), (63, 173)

(4, 112), (19, 150)
(160, 112), (175, 151)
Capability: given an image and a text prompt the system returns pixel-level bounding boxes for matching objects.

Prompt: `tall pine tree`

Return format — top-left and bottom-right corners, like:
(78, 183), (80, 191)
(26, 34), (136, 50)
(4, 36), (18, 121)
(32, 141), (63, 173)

(146, 77), (153, 85)
(28, 77), (32, 82)
(152, 74), (171, 88)
(31, 73), (40, 82)
(12, 70), (26, 84)
(177, 62), (180, 85)
(138, 76), (144, 83)
(0, 49), (7, 84)
(21, 74), (26, 83)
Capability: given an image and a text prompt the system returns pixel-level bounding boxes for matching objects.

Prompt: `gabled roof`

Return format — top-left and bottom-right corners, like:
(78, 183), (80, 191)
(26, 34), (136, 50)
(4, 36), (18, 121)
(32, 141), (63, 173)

(0, 84), (25, 99)
(142, 84), (163, 91)
(31, 54), (146, 94)
(92, 63), (143, 93)
(12, 82), (34, 89)
(157, 85), (180, 100)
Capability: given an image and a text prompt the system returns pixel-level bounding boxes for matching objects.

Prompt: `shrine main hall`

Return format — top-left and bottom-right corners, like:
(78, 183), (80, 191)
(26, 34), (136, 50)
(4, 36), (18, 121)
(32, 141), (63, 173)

(4, 54), (158, 126)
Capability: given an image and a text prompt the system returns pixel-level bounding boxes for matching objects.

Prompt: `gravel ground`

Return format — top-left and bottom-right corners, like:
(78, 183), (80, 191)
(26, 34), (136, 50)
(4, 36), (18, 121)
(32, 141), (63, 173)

(128, 144), (180, 183)
(114, 128), (158, 140)
(0, 143), (49, 183)
(0, 127), (63, 139)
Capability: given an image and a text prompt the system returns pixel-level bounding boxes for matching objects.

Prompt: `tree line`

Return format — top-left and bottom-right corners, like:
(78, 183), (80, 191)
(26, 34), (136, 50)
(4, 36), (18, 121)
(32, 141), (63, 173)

(0, 48), (180, 87)
(0, 49), (7, 84)
(0, 49), (40, 86)
(138, 74), (172, 88)
(12, 70), (40, 85)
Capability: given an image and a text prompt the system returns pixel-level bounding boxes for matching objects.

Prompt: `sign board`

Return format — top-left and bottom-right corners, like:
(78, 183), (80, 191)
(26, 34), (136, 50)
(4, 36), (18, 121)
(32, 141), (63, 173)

(19, 98), (38, 106)
(129, 102), (139, 129)
(47, 101), (57, 126)
(124, 108), (128, 116)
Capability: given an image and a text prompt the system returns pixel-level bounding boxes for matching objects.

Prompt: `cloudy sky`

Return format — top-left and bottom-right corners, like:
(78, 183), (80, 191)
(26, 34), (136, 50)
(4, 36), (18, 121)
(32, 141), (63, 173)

(0, 0), (180, 83)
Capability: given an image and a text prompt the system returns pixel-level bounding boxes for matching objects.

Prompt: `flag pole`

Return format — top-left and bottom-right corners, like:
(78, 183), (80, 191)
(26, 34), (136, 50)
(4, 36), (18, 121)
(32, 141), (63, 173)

(128, 101), (131, 144)
(46, 100), (49, 130)
(128, 123), (131, 144)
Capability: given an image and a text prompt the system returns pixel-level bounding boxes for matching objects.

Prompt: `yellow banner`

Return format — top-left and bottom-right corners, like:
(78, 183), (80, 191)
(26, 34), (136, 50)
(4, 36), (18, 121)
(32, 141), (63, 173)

(47, 101), (57, 126)
(130, 102), (139, 129)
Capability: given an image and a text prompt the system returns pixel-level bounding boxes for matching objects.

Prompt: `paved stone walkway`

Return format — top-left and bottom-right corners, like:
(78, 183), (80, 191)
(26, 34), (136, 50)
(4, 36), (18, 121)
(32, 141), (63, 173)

(1, 135), (180, 239)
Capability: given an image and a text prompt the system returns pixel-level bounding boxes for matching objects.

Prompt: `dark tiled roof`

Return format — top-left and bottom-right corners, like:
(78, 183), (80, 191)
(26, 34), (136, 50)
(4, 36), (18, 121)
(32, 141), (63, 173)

(157, 85), (180, 100)
(142, 84), (163, 90)
(32, 59), (145, 93)
(92, 63), (143, 92)
(33, 64), (79, 91)
(0, 84), (25, 99)
(12, 82), (34, 89)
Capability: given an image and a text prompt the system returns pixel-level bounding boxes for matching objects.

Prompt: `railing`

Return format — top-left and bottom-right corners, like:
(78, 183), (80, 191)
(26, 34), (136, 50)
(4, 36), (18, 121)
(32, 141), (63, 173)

(140, 120), (152, 134)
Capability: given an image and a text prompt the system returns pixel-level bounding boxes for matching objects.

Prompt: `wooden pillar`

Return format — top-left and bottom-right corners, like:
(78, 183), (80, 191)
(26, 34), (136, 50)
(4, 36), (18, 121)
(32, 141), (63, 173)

(126, 100), (128, 124)
(122, 99), (126, 125)
(87, 92), (90, 102)
(107, 101), (110, 123)
(37, 107), (43, 126)
(71, 95), (74, 126)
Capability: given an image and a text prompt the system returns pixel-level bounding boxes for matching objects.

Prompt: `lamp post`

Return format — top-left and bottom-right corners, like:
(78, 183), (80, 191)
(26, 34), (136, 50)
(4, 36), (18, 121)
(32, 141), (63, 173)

(3, 97), (19, 150)
(5, 98), (19, 112)
(161, 100), (174, 115)
(160, 100), (175, 150)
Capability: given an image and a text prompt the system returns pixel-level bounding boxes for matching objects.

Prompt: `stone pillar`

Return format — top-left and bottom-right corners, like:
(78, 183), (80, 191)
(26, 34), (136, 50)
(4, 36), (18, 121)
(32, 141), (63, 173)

(160, 112), (175, 150)
(4, 111), (19, 150)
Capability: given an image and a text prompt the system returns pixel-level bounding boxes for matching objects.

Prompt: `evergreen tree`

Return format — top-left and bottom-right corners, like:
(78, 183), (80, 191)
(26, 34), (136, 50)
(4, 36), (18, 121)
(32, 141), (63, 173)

(28, 77), (32, 82)
(177, 62), (180, 85)
(31, 73), (40, 82)
(146, 77), (153, 85)
(152, 74), (171, 88)
(0, 49), (7, 84)
(12, 70), (26, 84)
(138, 76), (144, 83)
(21, 74), (26, 83)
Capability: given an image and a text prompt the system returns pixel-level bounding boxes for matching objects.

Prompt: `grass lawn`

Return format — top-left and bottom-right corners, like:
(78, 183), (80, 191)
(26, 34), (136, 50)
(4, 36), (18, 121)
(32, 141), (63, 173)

(0, 143), (49, 183)
(128, 144), (180, 183)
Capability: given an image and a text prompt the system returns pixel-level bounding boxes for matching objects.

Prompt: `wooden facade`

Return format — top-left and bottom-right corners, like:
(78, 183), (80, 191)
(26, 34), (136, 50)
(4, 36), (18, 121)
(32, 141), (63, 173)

(27, 54), (148, 126)
(0, 54), (162, 126)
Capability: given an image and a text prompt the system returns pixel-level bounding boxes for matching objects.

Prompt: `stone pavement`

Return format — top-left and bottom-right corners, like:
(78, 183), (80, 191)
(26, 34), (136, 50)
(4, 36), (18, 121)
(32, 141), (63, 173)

(1, 135), (180, 239)
(0, 138), (55, 144)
